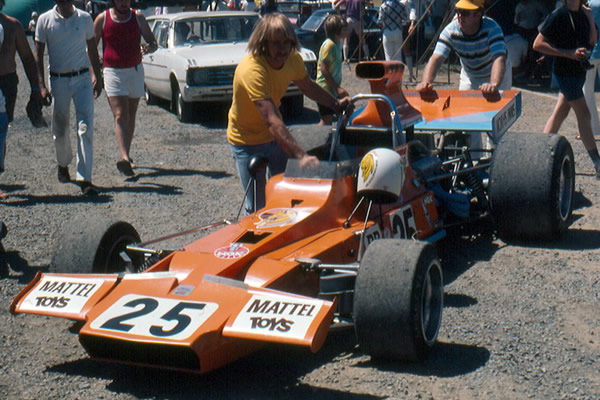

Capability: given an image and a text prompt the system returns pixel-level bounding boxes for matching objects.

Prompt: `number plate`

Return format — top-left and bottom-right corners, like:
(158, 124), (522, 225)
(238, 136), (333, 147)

(90, 295), (218, 340)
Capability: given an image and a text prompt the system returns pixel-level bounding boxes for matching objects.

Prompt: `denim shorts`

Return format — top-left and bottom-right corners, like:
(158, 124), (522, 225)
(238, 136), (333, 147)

(553, 72), (585, 101)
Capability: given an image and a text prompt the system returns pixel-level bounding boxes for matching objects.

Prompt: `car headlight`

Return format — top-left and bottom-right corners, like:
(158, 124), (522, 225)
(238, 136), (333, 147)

(305, 61), (317, 80)
(187, 68), (210, 86)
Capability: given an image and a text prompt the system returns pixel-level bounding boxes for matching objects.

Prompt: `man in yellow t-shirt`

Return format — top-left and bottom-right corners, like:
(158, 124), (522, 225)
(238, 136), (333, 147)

(227, 13), (351, 214)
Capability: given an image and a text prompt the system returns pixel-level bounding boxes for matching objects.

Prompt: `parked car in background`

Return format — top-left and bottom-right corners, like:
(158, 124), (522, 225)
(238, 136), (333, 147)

(142, 11), (318, 122)
(295, 8), (384, 61)
(278, 0), (333, 26)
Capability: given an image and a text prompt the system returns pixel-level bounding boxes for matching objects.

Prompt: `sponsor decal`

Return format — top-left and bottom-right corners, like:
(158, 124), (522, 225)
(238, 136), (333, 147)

(493, 99), (517, 136)
(18, 276), (105, 315)
(230, 294), (324, 340)
(360, 153), (376, 185)
(90, 295), (218, 340)
(255, 208), (298, 229)
(172, 285), (195, 296)
(214, 243), (249, 259)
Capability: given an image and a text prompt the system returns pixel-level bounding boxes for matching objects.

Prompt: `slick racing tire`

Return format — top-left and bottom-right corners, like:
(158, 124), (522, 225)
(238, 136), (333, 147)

(489, 133), (575, 241)
(353, 239), (443, 361)
(50, 214), (142, 274)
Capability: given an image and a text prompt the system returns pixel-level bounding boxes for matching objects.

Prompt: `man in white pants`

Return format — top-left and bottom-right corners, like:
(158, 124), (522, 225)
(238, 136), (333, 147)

(35, 0), (103, 195)
(378, 0), (408, 62)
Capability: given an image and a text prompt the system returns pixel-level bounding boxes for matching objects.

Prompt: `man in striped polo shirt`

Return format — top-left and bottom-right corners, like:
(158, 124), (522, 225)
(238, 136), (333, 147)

(416, 0), (511, 95)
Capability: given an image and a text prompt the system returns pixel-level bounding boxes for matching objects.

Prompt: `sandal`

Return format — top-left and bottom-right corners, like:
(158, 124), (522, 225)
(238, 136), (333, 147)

(116, 160), (135, 176)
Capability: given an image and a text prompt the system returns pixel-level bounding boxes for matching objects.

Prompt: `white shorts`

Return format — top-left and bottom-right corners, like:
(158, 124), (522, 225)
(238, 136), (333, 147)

(103, 63), (145, 98)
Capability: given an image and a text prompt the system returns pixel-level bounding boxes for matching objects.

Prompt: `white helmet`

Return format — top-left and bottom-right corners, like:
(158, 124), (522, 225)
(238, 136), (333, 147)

(31, 11), (38, 18)
(357, 148), (406, 203)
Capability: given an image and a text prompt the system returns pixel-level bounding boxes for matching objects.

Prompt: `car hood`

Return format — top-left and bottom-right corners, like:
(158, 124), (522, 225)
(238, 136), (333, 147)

(170, 43), (316, 67)
(172, 43), (250, 66)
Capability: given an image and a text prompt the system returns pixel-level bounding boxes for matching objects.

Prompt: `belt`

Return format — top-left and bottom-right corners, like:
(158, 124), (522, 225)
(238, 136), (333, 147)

(50, 68), (89, 78)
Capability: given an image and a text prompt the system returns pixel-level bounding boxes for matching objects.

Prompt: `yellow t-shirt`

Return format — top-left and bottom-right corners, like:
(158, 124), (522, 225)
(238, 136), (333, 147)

(227, 51), (307, 146)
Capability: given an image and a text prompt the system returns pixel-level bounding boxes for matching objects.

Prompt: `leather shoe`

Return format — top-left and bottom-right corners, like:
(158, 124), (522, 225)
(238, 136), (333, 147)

(80, 181), (98, 196)
(57, 165), (70, 183)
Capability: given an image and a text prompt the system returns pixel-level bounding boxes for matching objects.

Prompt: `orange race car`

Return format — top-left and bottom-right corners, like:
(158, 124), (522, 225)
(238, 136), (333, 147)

(11, 61), (574, 374)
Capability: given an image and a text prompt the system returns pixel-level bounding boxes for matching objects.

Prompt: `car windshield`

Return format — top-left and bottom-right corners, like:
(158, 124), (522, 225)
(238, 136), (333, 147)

(173, 15), (259, 46)
(300, 11), (328, 32)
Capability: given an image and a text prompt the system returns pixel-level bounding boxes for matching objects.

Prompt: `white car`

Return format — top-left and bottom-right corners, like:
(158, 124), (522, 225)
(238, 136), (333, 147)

(143, 11), (318, 122)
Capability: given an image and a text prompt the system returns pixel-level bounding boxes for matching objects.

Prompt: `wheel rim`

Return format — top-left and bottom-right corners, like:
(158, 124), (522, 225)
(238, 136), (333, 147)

(177, 91), (183, 119)
(557, 155), (574, 221)
(420, 260), (443, 345)
(100, 234), (138, 274)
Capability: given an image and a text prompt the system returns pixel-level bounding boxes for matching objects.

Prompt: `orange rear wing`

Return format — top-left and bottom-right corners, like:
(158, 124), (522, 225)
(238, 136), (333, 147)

(405, 89), (522, 143)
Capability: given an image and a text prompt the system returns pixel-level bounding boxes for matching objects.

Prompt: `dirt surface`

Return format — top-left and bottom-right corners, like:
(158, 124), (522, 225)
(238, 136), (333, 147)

(1, 52), (600, 399)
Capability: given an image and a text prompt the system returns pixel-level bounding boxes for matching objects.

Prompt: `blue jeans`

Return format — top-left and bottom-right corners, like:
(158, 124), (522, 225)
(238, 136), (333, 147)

(0, 112), (7, 173)
(230, 141), (288, 214)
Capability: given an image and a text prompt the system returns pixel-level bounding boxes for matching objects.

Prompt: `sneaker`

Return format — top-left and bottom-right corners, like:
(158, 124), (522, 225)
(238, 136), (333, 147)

(116, 159), (135, 177)
(57, 165), (70, 183)
(80, 181), (98, 196)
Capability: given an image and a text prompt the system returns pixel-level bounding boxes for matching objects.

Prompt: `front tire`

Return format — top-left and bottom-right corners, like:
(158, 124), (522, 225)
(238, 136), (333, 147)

(172, 84), (194, 123)
(353, 239), (443, 361)
(489, 133), (575, 241)
(50, 214), (142, 274)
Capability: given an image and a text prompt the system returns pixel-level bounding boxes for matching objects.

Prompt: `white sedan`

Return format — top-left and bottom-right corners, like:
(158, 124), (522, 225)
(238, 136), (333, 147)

(143, 11), (318, 122)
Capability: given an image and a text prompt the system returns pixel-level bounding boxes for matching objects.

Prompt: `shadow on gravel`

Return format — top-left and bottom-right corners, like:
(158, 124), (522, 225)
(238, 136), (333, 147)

(98, 182), (183, 196)
(128, 167), (231, 181)
(47, 329), (384, 399)
(519, 227), (600, 251)
(0, 193), (112, 206)
(437, 229), (499, 285)
(0, 249), (47, 282)
(572, 190), (592, 211)
(443, 293), (478, 308)
(358, 342), (490, 378)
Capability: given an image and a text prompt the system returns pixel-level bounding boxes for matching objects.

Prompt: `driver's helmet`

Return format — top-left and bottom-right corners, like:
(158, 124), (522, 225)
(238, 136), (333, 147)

(357, 148), (406, 203)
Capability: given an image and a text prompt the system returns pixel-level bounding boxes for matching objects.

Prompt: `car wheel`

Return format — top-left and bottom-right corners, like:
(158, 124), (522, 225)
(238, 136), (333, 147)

(50, 214), (142, 274)
(173, 85), (194, 123)
(489, 133), (575, 241)
(281, 95), (304, 119)
(144, 85), (158, 106)
(353, 239), (443, 361)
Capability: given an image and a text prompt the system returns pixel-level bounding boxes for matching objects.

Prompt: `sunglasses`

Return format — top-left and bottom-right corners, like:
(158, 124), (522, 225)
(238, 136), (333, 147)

(456, 9), (480, 17)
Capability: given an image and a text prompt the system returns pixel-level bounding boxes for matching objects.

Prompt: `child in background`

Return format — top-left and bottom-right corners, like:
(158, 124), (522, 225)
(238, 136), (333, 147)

(316, 14), (349, 125)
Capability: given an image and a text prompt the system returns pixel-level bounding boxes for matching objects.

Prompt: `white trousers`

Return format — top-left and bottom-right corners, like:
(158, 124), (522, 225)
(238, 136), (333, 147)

(49, 73), (94, 182)
(382, 28), (403, 62)
(583, 58), (600, 138)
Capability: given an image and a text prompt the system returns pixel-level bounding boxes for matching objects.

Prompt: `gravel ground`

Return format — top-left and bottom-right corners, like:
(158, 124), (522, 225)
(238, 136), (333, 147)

(1, 50), (599, 399)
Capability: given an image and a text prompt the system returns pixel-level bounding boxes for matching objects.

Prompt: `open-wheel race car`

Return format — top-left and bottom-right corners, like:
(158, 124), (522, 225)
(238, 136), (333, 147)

(11, 61), (574, 374)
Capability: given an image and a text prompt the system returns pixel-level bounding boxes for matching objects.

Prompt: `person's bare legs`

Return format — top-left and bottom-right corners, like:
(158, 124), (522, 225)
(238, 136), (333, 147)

(544, 93), (571, 134)
(108, 95), (132, 163)
(126, 97), (140, 167)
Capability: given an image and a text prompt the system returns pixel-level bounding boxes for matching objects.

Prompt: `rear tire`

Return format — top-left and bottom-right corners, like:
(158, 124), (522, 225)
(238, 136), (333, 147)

(353, 239), (443, 361)
(489, 133), (575, 241)
(50, 214), (142, 274)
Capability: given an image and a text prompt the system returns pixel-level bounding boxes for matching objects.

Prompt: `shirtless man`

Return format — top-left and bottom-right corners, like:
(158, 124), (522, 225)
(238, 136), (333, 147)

(0, 0), (43, 123)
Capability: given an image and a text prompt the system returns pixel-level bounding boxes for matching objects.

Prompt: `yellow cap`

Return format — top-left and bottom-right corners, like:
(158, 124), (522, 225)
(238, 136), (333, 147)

(455, 0), (485, 10)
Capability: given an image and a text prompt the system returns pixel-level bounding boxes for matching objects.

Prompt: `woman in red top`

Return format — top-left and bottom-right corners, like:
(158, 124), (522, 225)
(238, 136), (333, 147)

(94, 0), (156, 176)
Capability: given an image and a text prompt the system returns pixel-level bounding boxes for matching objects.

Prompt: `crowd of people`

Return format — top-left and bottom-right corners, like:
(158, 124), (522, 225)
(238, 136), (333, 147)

(2, 0), (600, 206)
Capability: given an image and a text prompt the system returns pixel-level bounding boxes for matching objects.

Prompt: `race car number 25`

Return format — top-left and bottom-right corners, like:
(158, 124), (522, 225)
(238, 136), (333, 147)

(90, 295), (218, 341)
